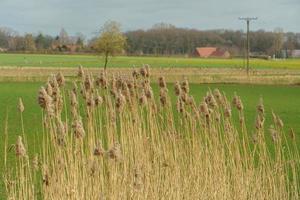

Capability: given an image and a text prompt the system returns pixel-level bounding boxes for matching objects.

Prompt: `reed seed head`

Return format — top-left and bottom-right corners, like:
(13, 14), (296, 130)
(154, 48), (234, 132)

(181, 79), (189, 94)
(56, 118), (66, 145)
(139, 66), (147, 78)
(94, 141), (105, 156)
(158, 76), (167, 88)
(115, 91), (126, 112)
(49, 75), (59, 94)
(32, 154), (39, 170)
(255, 114), (265, 130)
(269, 125), (278, 142)
(132, 69), (139, 79)
(94, 93), (103, 106)
(86, 93), (95, 108)
(18, 98), (25, 113)
(72, 117), (85, 139)
(84, 74), (93, 92)
(145, 64), (151, 78)
(15, 136), (26, 157)
(199, 101), (209, 116)
(70, 90), (78, 107)
(213, 89), (222, 103)
(108, 142), (122, 161)
(159, 88), (168, 106)
(38, 87), (54, 115)
(46, 82), (53, 96)
(97, 72), (108, 89)
(139, 89), (148, 106)
(257, 97), (265, 115)
(232, 93), (243, 111)
(56, 72), (65, 87)
(205, 92), (217, 108)
(174, 81), (182, 96)
(224, 106), (232, 118)
(176, 97), (184, 113)
(42, 164), (50, 186)
(78, 65), (84, 78)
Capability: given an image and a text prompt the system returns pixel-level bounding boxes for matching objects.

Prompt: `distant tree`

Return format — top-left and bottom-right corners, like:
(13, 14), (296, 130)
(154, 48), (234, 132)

(75, 32), (85, 50)
(283, 32), (297, 57)
(59, 28), (69, 45)
(0, 27), (17, 50)
(250, 30), (274, 54)
(0, 29), (9, 48)
(76, 37), (83, 46)
(15, 36), (26, 51)
(95, 21), (127, 70)
(271, 28), (284, 58)
(24, 34), (36, 51)
(35, 33), (45, 50)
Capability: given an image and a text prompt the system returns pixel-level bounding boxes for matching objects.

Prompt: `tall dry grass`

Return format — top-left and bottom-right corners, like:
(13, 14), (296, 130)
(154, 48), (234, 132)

(3, 65), (300, 199)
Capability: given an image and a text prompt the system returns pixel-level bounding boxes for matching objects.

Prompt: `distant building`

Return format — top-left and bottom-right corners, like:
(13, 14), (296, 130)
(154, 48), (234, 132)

(291, 50), (300, 58)
(282, 49), (300, 58)
(0, 47), (7, 52)
(51, 44), (80, 53)
(195, 47), (230, 58)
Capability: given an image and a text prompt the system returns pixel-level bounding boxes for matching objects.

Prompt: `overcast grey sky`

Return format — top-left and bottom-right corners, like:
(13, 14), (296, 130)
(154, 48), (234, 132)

(0, 0), (299, 37)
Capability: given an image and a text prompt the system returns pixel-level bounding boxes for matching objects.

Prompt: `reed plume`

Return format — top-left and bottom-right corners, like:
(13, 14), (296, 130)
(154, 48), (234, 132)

(18, 98), (24, 113)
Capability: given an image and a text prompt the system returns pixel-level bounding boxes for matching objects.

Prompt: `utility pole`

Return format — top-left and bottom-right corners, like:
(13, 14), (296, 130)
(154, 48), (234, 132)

(239, 17), (257, 75)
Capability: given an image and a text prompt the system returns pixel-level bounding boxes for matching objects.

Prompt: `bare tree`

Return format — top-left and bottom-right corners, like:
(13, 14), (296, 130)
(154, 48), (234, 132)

(59, 28), (69, 45)
(272, 28), (284, 58)
(24, 34), (36, 51)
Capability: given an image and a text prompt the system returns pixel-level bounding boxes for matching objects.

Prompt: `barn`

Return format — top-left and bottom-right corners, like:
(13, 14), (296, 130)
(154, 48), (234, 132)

(195, 47), (230, 58)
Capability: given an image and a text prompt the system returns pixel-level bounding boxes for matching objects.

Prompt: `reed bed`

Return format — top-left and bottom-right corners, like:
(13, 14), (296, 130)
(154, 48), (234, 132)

(3, 65), (299, 199)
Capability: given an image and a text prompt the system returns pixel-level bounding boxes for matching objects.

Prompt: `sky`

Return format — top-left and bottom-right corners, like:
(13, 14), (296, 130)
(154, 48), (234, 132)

(0, 0), (299, 38)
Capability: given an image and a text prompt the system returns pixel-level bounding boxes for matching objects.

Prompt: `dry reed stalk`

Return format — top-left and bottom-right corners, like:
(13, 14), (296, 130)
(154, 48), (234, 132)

(4, 65), (299, 200)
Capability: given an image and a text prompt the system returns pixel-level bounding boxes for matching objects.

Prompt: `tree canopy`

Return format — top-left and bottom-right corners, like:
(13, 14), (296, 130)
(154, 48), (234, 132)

(0, 23), (300, 58)
(95, 21), (127, 70)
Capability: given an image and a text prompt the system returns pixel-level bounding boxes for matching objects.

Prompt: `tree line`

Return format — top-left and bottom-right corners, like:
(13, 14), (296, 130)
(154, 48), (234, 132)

(1, 23), (300, 57)
(0, 27), (85, 52)
(125, 24), (300, 57)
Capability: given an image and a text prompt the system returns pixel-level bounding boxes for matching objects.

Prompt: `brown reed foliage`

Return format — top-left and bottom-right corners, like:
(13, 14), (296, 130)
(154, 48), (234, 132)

(4, 65), (299, 200)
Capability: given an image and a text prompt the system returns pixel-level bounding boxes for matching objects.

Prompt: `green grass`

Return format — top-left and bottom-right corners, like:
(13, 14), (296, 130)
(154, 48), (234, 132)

(1, 81), (300, 198)
(1, 53), (300, 69)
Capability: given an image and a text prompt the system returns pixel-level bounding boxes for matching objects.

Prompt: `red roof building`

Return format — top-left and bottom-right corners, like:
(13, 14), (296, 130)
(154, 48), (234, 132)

(195, 47), (230, 58)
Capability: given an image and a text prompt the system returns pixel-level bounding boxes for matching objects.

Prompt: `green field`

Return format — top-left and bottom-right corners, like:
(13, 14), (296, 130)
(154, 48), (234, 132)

(1, 53), (300, 69)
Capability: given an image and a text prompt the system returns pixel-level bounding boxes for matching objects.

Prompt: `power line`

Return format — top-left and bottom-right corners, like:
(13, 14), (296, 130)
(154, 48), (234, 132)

(239, 17), (257, 75)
